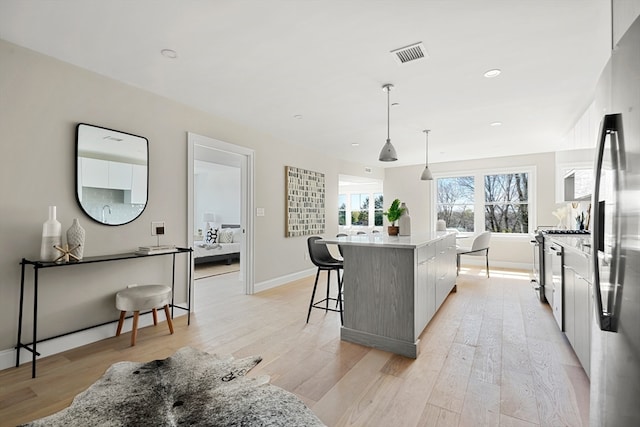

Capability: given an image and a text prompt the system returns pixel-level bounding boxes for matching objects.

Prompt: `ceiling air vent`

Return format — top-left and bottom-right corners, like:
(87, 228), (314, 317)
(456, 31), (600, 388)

(390, 42), (428, 64)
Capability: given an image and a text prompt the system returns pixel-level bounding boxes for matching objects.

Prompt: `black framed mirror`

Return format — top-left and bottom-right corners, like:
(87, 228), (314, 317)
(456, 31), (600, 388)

(75, 123), (148, 225)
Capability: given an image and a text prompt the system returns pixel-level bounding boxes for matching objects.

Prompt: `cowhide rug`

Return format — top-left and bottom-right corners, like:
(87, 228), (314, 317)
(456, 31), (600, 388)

(22, 347), (325, 426)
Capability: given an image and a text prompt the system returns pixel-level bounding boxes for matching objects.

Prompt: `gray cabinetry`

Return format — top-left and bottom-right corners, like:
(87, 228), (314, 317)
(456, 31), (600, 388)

(436, 234), (456, 308)
(415, 242), (436, 334)
(559, 241), (592, 377)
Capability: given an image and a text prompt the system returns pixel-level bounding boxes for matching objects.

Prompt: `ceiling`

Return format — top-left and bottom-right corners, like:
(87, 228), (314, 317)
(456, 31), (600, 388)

(0, 1), (611, 168)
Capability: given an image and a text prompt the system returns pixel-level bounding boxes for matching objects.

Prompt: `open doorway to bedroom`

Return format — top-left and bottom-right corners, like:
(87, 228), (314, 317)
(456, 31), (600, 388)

(193, 161), (242, 280)
(187, 133), (255, 310)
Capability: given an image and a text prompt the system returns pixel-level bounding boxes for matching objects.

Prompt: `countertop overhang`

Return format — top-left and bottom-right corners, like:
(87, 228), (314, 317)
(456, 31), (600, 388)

(318, 231), (456, 249)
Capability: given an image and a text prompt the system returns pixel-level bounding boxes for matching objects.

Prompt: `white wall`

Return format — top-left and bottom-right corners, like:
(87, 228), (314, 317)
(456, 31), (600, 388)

(0, 39), (382, 358)
(383, 152), (558, 269)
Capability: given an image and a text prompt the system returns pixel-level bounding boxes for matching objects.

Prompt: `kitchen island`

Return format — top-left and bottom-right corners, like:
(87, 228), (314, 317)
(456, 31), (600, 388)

(319, 232), (457, 358)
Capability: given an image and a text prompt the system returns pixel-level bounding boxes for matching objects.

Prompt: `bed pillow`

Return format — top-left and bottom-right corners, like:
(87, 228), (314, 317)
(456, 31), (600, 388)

(205, 228), (218, 244)
(232, 228), (242, 243)
(218, 228), (234, 243)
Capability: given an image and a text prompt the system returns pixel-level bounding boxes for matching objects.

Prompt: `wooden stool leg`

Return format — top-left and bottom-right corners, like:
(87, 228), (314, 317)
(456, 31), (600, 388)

(131, 311), (140, 346)
(163, 305), (174, 335)
(152, 308), (158, 325)
(116, 311), (126, 336)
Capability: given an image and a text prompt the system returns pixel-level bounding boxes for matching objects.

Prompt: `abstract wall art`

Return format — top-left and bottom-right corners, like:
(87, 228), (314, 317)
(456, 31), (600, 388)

(285, 166), (325, 237)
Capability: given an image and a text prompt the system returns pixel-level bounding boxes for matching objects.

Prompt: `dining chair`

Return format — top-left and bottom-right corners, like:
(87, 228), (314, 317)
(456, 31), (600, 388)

(456, 231), (491, 277)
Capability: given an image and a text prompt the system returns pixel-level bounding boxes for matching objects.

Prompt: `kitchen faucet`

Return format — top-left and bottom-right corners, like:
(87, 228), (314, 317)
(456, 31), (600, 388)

(102, 205), (112, 223)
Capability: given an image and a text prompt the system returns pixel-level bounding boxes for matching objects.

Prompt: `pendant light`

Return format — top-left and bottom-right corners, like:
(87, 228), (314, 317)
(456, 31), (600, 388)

(420, 129), (433, 180)
(378, 84), (398, 162)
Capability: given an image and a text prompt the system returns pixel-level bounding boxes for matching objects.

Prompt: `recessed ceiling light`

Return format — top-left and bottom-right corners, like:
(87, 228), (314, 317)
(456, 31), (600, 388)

(293, 114), (303, 119)
(352, 143), (360, 147)
(484, 69), (501, 78)
(490, 121), (503, 127)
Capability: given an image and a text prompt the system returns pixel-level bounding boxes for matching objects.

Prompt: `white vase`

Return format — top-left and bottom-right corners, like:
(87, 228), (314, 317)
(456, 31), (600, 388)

(398, 203), (411, 236)
(40, 206), (62, 261)
(67, 218), (86, 259)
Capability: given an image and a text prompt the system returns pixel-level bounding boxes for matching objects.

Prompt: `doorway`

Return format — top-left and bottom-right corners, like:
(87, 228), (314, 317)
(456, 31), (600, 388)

(187, 133), (255, 299)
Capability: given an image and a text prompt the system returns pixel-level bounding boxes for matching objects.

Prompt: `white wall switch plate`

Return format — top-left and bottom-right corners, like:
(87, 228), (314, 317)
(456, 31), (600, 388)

(151, 221), (165, 236)
(256, 208), (265, 217)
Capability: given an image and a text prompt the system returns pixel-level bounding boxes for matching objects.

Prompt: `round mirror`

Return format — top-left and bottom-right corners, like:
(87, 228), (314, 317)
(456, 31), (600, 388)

(75, 123), (148, 225)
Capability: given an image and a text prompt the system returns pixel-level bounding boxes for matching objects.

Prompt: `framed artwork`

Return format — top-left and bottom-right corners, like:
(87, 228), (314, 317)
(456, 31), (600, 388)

(285, 166), (325, 237)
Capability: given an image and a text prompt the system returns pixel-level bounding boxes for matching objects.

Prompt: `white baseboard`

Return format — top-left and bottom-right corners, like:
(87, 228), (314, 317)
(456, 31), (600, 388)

(461, 259), (532, 272)
(253, 268), (316, 293)
(0, 306), (187, 372)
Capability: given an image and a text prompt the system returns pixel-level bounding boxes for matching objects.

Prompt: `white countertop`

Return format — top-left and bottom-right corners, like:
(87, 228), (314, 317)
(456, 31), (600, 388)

(318, 231), (455, 249)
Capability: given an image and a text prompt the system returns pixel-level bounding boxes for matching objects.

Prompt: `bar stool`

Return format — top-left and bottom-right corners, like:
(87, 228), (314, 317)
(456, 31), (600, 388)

(306, 236), (344, 324)
(115, 284), (174, 346)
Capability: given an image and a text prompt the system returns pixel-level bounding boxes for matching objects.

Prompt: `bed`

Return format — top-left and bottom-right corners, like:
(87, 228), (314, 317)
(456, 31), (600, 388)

(194, 224), (241, 265)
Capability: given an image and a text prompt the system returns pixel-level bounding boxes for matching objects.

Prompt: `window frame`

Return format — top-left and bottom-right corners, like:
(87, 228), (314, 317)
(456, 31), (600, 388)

(432, 165), (537, 239)
(338, 191), (384, 231)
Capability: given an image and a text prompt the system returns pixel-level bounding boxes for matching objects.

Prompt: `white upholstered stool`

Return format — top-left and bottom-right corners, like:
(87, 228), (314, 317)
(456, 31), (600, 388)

(115, 284), (174, 346)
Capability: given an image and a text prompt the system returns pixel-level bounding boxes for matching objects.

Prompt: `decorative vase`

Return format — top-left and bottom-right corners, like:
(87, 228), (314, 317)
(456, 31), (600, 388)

(436, 219), (447, 231)
(40, 206), (62, 261)
(66, 218), (85, 259)
(388, 225), (399, 236)
(398, 203), (411, 236)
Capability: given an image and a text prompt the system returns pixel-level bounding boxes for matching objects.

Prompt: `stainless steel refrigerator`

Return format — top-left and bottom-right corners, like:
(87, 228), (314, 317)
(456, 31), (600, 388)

(590, 14), (640, 427)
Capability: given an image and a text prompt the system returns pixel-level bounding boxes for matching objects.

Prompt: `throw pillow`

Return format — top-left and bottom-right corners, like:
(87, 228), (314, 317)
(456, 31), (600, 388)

(218, 228), (234, 243)
(205, 228), (218, 244)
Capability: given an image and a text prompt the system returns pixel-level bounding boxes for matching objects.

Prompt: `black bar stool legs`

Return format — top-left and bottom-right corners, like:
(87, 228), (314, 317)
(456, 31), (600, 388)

(306, 267), (343, 325)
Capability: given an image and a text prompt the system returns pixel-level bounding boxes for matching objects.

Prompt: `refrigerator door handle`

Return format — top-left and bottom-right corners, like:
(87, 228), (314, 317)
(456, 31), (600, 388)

(592, 113), (625, 333)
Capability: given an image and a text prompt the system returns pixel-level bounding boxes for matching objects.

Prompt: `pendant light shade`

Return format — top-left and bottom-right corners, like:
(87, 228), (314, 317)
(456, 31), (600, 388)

(379, 84), (398, 162)
(420, 129), (433, 180)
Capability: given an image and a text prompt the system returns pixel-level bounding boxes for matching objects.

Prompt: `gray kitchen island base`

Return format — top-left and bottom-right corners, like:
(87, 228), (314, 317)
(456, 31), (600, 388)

(341, 327), (420, 358)
(320, 232), (457, 359)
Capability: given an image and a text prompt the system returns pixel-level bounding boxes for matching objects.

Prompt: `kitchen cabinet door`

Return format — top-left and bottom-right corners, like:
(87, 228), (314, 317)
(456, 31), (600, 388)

(81, 157), (109, 189)
(426, 250), (437, 322)
(574, 275), (591, 377)
(108, 161), (133, 190)
(126, 164), (147, 204)
(564, 265), (576, 347)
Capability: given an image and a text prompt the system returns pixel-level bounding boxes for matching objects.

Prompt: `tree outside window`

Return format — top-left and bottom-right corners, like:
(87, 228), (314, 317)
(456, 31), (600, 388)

(374, 193), (384, 226)
(338, 194), (347, 226)
(484, 173), (528, 233)
(350, 194), (369, 226)
(437, 176), (475, 232)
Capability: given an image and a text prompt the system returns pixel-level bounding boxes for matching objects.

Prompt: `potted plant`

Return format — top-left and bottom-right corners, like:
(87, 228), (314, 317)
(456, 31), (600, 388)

(383, 198), (406, 236)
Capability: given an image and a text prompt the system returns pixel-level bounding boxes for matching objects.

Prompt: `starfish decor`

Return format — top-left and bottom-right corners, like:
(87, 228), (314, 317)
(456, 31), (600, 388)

(53, 244), (82, 263)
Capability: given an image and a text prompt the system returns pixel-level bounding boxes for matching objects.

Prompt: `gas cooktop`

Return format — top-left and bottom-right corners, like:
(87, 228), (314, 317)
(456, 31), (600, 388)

(541, 229), (590, 235)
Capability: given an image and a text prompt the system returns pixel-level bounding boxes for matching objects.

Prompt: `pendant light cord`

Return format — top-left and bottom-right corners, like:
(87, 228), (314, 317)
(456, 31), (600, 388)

(387, 87), (391, 141)
(424, 129), (430, 165)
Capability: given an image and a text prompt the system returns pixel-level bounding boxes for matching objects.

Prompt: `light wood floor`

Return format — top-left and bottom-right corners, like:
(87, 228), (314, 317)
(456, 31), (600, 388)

(0, 267), (589, 426)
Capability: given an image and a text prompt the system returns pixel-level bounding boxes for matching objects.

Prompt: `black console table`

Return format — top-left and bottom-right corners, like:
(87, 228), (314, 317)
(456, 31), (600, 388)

(16, 247), (193, 378)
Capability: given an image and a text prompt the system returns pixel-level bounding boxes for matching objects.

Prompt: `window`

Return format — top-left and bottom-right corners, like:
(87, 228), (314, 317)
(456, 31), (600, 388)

(338, 192), (383, 228)
(436, 170), (531, 234)
(338, 194), (347, 226)
(484, 173), (528, 233)
(350, 193), (369, 226)
(437, 176), (475, 232)
(374, 193), (384, 226)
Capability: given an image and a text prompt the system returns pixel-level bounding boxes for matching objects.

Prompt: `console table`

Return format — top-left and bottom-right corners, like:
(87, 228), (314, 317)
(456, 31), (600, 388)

(16, 247), (193, 378)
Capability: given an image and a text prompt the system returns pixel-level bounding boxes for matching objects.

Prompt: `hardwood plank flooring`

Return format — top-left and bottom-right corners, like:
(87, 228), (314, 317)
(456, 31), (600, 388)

(0, 268), (589, 426)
